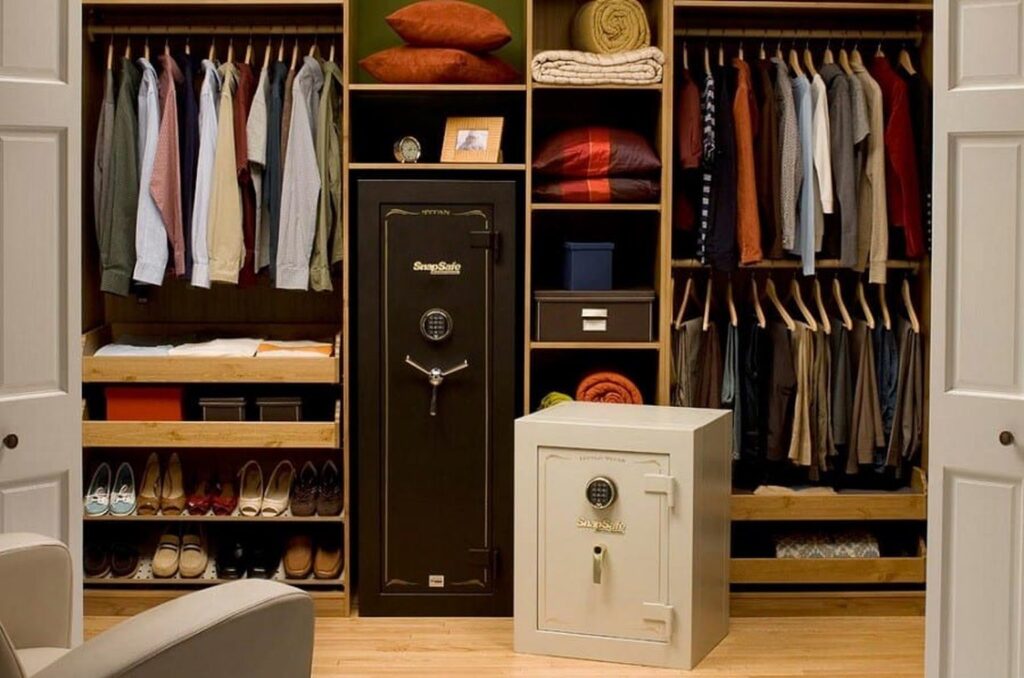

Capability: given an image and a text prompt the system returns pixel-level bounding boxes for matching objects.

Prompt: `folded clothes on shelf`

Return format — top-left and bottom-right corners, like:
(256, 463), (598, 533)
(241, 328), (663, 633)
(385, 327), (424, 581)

(532, 47), (664, 86)
(753, 485), (837, 496)
(165, 338), (265, 357)
(774, 530), (881, 559)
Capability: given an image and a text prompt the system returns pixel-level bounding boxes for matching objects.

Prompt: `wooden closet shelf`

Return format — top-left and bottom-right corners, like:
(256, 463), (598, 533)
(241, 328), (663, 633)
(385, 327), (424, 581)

(84, 0), (343, 5)
(85, 588), (348, 617)
(672, 258), (923, 271)
(350, 162), (527, 172)
(531, 341), (661, 351)
(84, 513), (345, 523)
(673, 0), (932, 11)
(83, 402), (341, 449)
(349, 83), (527, 92)
(732, 491), (926, 521)
(85, 575), (345, 588)
(532, 203), (663, 212)
(532, 82), (665, 91)
(731, 557), (926, 584)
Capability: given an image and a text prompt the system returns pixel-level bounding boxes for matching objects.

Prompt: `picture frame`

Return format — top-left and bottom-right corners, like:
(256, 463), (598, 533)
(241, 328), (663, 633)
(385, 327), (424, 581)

(441, 116), (504, 164)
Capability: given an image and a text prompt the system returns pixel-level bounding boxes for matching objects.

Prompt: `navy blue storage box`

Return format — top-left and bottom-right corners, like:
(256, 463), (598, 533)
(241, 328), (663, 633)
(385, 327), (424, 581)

(563, 242), (615, 290)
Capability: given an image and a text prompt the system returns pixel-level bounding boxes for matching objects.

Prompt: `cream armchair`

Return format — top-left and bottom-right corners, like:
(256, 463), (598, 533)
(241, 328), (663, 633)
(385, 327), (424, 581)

(0, 533), (315, 677)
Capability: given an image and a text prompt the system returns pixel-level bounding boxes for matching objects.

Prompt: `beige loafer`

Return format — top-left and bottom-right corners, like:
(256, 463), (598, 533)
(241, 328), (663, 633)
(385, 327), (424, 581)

(151, 529), (180, 578)
(178, 526), (208, 578)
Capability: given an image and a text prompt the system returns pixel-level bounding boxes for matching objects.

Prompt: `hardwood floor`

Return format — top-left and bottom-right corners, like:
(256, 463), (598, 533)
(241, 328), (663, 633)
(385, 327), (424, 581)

(85, 614), (924, 677)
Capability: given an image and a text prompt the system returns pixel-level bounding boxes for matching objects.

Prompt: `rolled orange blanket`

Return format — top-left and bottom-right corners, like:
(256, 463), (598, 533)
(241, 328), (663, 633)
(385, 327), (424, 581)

(575, 371), (643, 405)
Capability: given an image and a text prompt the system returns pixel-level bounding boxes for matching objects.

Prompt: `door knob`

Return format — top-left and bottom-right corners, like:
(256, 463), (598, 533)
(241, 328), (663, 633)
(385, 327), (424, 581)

(2, 434), (18, 450)
(999, 431), (1015, 447)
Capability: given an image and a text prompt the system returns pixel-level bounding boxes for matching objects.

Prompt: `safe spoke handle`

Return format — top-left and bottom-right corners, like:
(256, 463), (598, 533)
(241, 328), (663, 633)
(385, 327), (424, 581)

(404, 356), (469, 417)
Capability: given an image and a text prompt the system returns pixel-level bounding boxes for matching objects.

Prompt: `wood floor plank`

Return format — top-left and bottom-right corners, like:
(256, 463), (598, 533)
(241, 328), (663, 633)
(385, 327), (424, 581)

(85, 615), (924, 676)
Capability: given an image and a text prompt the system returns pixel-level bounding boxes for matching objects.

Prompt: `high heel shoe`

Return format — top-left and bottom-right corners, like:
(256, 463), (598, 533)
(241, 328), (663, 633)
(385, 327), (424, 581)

(237, 461), (264, 517)
(136, 453), (161, 516)
(160, 452), (186, 515)
(261, 460), (295, 517)
(84, 463), (112, 517)
(186, 467), (214, 516)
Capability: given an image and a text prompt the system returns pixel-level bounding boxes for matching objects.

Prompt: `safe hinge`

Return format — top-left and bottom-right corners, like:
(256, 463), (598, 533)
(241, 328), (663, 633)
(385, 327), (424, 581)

(644, 473), (676, 508)
(642, 602), (674, 639)
(470, 230), (501, 257)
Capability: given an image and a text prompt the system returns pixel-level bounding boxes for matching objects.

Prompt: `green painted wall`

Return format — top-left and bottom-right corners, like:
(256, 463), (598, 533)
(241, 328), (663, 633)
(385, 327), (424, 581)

(352, 0), (526, 83)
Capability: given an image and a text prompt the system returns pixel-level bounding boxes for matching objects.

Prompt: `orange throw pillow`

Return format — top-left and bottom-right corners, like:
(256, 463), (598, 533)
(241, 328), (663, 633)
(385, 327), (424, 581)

(386, 0), (512, 52)
(360, 46), (519, 84)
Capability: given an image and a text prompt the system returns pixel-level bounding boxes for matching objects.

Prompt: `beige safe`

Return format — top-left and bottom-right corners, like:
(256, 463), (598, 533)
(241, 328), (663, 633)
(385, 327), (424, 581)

(514, 402), (732, 670)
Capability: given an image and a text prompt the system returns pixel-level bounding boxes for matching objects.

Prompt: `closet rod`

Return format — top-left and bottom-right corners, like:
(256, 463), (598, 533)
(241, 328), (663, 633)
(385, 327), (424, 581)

(87, 24), (342, 41)
(672, 258), (922, 271)
(674, 28), (923, 41)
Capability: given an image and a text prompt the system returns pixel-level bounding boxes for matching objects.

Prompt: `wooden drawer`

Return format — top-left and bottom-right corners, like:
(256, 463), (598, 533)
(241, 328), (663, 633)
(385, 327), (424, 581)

(534, 289), (655, 342)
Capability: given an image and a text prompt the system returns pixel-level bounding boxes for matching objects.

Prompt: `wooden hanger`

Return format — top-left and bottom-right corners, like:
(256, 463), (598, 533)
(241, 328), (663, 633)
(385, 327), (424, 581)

(751, 277), (767, 329)
(788, 47), (805, 77)
(856, 280), (876, 329)
(802, 43), (818, 78)
(832, 277), (854, 331)
(262, 43), (272, 71)
(717, 42), (725, 67)
(244, 36), (253, 65)
(226, 38), (235, 64)
(875, 41), (885, 58)
(759, 41), (767, 61)
(208, 39), (216, 62)
(775, 41), (783, 60)
(278, 38), (285, 63)
(681, 41), (689, 70)
(765, 278), (797, 331)
(329, 42), (336, 63)
(812, 278), (832, 335)
(124, 37), (132, 61)
(850, 43), (865, 68)
(106, 39), (114, 70)
(290, 39), (300, 70)
(143, 36), (150, 61)
(185, 36), (191, 56)
(823, 41), (835, 65)
(901, 277), (921, 334)
(877, 284), (892, 330)
(738, 41), (745, 62)
(164, 38), (170, 58)
(727, 279), (739, 328)
(838, 47), (853, 75)
(309, 40), (319, 58)
(702, 278), (714, 332)
(674, 276), (700, 329)
(788, 277), (818, 331)
(703, 43), (711, 73)
(898, 47), (917, 75)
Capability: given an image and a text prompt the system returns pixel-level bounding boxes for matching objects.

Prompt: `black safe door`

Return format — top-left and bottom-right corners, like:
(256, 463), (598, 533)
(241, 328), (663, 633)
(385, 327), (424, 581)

(357, 180), (516, 616)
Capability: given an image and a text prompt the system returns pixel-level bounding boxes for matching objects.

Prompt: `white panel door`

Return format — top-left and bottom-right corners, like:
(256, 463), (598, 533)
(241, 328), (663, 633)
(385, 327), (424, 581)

(0, 0), (82, 641)
(928, 0), (1024, 674)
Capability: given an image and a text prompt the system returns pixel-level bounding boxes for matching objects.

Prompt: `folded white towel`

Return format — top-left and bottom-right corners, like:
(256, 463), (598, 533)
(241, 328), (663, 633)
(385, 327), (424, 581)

(532, 47), (664, 86)
(167, 338), (265, 358)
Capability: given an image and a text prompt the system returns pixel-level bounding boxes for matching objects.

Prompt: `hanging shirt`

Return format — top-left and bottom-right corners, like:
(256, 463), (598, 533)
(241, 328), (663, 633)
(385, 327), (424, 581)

(869, 55), (924, 259)
(312, 59), (344, 292)
(234, 62), (257, 286)
(677, 68), (702, 169)
(207, 62), (244, 284)
(772, 58), (800, 254)
(810, 73), (834, 218)
(820, 64), (859, 268)
(708, 64), (737, 271)
(280, 64), (297, 170)
(265, 61), (288, 282)
(276, 56), (324, 290)
(696, 69), (715, 265)
(133, 57), (168, 286)
(150, 54), (186, 277)
(100, 58), (141, 296)
(755, 59), (781, 257)
(899, 64), (932, 254)
(190, 59), (221, 289)
(247, 63), (270, 273)
(93, 68), (115, 238)
(791, 73), (815, 276)
(852, 60), (888, 284)
(733, 58), (762, 265)
(176, 52), (199, 279)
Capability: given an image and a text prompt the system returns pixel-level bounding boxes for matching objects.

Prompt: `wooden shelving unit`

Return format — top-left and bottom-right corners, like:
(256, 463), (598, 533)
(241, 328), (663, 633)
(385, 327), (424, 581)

(349, 162), (527, 171)
(732, 557), (927, 585)
(530, 341), (661, 351)
(84, 513), (345, 523)
(85, 588), (347, 617)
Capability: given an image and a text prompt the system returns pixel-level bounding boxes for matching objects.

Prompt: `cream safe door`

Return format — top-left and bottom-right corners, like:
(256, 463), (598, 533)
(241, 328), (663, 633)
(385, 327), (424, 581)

(0, 0), (82, 639)
(537, 448), (671, 642)
(927, 0), (1024, 674)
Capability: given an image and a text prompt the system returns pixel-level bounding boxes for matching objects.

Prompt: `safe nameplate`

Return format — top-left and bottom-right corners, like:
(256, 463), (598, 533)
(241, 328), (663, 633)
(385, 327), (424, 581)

(576, 517), (626, 534)
(413, 260), (462, 276)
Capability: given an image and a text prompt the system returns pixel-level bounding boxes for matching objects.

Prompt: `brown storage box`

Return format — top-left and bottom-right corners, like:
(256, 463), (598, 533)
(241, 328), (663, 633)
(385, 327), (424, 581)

(199, 397), (247, 422)
(257, 397), (303, 422)
(534, 290), (655, 342)
(105, 387), (184, 421)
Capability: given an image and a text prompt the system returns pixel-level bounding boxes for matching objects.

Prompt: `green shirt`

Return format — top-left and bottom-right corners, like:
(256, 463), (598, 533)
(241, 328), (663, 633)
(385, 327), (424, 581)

(310, 60), (343, 292)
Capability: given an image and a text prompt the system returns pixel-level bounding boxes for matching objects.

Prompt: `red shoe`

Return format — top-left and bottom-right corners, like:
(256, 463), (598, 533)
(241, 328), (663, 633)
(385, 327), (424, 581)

(186, 473), (214, 516)
(211, 476), (238, 516)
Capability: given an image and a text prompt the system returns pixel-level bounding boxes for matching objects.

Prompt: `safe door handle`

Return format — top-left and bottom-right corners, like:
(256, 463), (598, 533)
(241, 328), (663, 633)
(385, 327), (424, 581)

(593, 545), (606, 584)
(404, 356), (469, 417)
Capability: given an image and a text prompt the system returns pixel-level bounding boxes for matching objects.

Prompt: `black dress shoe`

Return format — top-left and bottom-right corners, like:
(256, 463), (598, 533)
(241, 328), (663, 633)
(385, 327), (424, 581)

(110, 542), (140, 578)
(247, 541), (282, 580)
(217, 538), (247, 580)
(84, 542), (110, 578)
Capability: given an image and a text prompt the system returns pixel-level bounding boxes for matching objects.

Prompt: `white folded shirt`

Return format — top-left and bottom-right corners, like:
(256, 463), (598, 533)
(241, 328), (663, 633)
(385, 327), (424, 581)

(167, 338), (265, 358)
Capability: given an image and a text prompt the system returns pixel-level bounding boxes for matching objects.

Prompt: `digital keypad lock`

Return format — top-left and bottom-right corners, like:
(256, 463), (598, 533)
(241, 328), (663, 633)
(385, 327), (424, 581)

(420, 308), (453, 342)
(585, 477), (617, 510)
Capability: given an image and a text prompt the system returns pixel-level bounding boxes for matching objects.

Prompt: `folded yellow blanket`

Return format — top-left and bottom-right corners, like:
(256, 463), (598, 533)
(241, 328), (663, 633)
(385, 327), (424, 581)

(572, 0), (651, 55)
(532, 47), (664, 86)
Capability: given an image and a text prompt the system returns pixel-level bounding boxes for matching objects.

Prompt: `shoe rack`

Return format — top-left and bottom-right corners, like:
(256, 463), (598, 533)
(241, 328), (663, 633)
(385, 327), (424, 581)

(80, 0), (350, 617)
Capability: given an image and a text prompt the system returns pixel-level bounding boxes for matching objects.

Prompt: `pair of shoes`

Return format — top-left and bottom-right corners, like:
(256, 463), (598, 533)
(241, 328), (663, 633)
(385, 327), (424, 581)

(137, 453), (185, 515)
(188, 469), (238, 516)
(284, 533), (344, 580)
(152, 526), (208, 578)
(84, 462), (136, 516)
(238, 460), (295, 517)
(215, 537), (282, 580)
(291, 461), (343, 517)
(84, 541), (140, 578)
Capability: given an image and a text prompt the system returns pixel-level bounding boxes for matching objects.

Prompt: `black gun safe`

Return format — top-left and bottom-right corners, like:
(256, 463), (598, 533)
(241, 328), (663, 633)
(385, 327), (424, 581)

(356, 180), (516, 616)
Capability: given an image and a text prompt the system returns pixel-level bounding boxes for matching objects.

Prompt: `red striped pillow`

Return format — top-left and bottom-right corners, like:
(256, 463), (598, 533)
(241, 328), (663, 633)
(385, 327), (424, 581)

(533, 177), (661, 203)
(533, 127), (661, 178)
